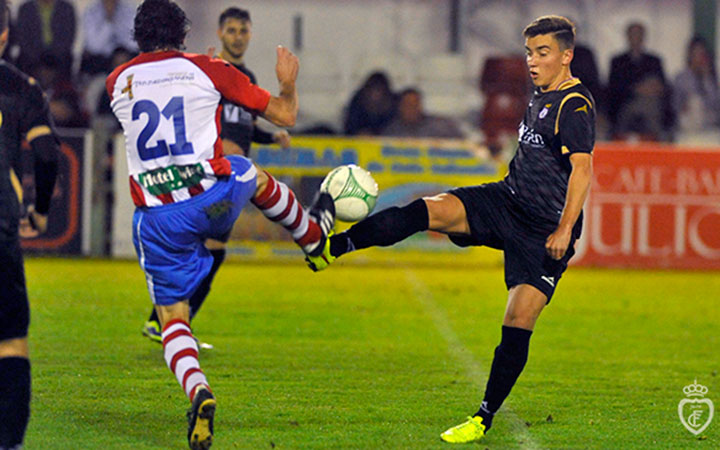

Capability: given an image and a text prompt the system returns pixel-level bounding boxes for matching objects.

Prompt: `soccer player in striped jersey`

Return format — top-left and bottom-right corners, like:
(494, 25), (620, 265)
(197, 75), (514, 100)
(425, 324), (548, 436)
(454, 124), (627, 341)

(140, 7), (291, 348)
(0, 1), (60, 447)
(307, 15), (594, 444)
(107, 1), (334, 448)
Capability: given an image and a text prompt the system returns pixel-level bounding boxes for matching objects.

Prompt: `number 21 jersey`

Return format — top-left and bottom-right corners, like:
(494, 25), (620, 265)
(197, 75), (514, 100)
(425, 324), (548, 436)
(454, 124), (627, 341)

(106, 50), (271, 207)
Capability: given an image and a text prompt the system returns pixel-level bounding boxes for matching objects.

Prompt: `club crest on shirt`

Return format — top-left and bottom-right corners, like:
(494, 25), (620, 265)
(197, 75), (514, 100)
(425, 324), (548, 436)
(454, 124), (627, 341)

(538, 103), (552, 119)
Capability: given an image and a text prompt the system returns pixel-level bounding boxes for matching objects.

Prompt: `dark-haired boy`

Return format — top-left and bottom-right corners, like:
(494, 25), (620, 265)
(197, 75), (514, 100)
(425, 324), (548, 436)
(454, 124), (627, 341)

(107, 1), (334, 448)
(307, 15), (594, 443)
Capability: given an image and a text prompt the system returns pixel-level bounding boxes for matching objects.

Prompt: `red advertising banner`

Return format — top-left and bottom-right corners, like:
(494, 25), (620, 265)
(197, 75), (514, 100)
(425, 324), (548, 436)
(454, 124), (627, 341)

(574, 143), (720, 270)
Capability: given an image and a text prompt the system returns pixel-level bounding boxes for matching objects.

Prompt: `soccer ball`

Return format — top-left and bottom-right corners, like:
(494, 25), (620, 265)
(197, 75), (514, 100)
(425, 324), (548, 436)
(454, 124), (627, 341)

(320, 165), (378, 222)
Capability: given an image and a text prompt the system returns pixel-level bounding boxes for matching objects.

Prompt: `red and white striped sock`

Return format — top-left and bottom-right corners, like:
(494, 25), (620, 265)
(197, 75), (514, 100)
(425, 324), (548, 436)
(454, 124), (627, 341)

(162, 319), (210, 402)
(252, 171), (322, 254)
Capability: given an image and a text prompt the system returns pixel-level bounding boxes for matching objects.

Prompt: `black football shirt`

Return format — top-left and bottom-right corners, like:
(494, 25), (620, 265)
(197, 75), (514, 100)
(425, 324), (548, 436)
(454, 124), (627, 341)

(504, 79), (595, 228)
(220, 62), (258, 154)
(0, 61), (55, 238)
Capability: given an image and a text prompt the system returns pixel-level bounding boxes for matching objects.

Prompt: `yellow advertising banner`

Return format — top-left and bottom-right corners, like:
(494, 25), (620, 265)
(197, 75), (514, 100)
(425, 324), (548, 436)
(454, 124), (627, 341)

(228, 136), (505, 267)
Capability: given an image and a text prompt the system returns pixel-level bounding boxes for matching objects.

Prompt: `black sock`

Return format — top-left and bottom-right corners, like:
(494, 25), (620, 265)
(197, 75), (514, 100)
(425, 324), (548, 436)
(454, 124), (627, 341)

(146, 249), (226, 323)
(189, 248), (226, 320)
(0, 357), (31, 449)
(474, 326), (533, 429)
(330, 198), (429, 257)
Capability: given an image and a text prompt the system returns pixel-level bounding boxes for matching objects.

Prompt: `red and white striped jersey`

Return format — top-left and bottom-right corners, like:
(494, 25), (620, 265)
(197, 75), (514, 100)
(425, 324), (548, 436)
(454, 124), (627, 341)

(106, 51), (271, 207)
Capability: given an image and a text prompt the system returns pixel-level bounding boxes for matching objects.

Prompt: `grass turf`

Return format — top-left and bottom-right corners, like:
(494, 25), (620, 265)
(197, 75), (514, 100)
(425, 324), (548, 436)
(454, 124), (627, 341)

(23, 258), (719, 449)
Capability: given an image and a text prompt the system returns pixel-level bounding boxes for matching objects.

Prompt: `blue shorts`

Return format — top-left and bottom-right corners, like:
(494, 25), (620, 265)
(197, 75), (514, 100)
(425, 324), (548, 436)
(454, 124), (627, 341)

(133, 156), (257, 306)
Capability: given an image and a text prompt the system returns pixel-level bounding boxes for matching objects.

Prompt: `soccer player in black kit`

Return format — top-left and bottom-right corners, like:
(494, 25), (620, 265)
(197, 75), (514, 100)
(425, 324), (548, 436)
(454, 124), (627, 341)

(0, 1), (59, 447)
(306, 15), (594, 443)
(142, 7), (291, 344)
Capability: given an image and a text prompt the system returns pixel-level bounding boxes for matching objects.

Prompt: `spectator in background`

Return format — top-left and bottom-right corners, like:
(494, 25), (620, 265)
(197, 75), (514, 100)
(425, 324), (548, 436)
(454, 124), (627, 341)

(95, 46), (135, 119)
(382, 88), (464, 139)
(571, 43), (603, 110)
(607, 22), (674, 140)
(343, 71), (397, 135)
(14, 0), (75, 77)
(673, 36), (720, 133)
(80, 0), (137, 76)
(34, 52), (87, 128)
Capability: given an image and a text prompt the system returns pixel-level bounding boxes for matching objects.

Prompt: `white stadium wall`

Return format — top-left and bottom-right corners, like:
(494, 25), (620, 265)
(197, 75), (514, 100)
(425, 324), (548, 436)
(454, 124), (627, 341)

(12, 0), (699, 125)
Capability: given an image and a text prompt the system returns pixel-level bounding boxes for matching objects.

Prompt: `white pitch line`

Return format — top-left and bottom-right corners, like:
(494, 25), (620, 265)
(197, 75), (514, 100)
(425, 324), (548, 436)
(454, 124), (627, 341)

(404, 269), (540, 449)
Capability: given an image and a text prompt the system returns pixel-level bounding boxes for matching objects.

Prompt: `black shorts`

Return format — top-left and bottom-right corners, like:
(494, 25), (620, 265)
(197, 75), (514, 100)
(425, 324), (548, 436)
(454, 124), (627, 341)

(448, 182), (580, 302)
(0, 238), (29, 340)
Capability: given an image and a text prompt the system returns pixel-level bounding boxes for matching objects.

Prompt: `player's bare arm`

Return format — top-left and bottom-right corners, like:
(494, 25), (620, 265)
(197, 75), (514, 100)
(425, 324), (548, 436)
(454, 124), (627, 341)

(262, 46), (299, 127)
(545, 152), (592, 260)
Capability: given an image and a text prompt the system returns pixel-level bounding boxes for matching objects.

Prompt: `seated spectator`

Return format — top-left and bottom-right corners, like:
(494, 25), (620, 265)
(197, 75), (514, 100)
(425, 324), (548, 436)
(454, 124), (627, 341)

(382, 88), (464, 139)
(14, 0), (75, 77)
(607, 22), (674, 140)
(80, 0), (137, 76)
(343, 71), (397, 135)
(673, 36), (720, 132)
(34, 53), (87, 128)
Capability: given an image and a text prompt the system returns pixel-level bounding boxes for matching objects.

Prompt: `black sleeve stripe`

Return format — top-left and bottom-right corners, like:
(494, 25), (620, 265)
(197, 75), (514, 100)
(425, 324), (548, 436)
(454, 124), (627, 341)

(554, 93), (593, 135)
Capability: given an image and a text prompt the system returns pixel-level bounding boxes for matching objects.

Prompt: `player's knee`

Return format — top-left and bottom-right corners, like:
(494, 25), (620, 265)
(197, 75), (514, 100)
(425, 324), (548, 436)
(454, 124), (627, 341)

(253, 164), (269, 198)
(0, 337), (29, 358)
(205, 239), (226, 250)
(155, 301), (191, 328)
(423, 194), (469, 234)
(503, 305), (543, 330)
(503, 314), (536, 330)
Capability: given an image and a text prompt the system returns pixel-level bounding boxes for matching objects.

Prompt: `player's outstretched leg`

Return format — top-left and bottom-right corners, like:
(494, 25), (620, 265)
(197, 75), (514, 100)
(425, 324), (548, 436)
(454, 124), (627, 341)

(306, 198), (429, 271)
(252, 169), (335, 256)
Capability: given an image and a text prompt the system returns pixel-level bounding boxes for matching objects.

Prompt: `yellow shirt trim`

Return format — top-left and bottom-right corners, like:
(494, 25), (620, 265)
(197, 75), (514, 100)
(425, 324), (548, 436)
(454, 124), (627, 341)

(26, 125), (52, 142)
(557, 78), (582, 90)
(554, 92), (593, 135)
(10, 169), (23, 204)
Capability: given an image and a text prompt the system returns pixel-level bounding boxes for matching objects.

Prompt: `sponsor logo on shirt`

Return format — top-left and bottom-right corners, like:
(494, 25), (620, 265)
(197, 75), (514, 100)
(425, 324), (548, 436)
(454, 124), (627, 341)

(138, 163), (206, 195)
(132, 72), (195, 88)
(518, 123), (545, 147)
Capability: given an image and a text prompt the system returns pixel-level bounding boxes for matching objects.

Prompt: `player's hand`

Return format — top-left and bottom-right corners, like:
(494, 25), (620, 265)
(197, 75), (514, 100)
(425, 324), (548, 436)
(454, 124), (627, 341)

(206, 46), (216, 58)
(275, 45), (299, 86)
(273, 130), (291, 148)
(19, 207), (48, 238)
(545, 226), (571, 260)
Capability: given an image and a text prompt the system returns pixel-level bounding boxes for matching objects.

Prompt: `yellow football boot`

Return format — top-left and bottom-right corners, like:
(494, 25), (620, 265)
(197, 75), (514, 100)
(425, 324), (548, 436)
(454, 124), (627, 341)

(440, 416), (487, 443)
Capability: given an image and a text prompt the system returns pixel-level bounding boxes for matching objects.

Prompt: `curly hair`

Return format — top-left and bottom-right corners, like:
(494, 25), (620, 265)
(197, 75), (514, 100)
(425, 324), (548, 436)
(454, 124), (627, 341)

(133, 0), (191, 53)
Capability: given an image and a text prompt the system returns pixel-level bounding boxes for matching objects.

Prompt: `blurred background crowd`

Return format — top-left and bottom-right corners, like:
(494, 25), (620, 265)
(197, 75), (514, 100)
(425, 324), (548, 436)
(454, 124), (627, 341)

(3, 0), (719, 153)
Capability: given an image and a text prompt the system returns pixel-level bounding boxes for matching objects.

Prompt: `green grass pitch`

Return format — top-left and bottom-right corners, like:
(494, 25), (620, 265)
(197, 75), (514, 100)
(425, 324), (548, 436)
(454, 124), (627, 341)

(23, 258), (718, 449)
